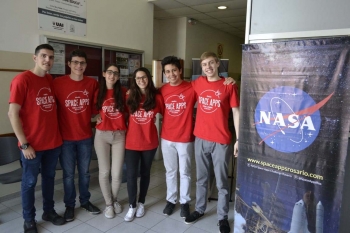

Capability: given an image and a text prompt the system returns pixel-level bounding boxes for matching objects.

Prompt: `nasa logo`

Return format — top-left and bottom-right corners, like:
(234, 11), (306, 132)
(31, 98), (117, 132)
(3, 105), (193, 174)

(255, 86), (322, 153)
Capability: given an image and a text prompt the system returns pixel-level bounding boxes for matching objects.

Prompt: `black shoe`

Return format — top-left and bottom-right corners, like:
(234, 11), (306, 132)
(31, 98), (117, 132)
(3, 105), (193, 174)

(42, 210), (66, 225)
(218, 219), (231, 233)
(81, 201), (101, 214)
(180, 203), (190, 218)
(185, 211), (204, 224)
(64, 206), (75, 222)
(23, 220), (38, 233)
(163, 201), (176, 216)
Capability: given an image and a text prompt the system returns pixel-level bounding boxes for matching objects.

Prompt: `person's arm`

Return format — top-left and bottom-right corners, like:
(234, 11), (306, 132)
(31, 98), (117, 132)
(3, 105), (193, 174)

(232, 107), (240, 157)
(223, 77), (236, 85)
(8, 103), (36, 159)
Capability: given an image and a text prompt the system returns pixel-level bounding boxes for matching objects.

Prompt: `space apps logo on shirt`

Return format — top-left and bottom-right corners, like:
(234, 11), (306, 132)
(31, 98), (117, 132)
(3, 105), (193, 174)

(65, 89), (90, 114)
(254, 86), (333, 153)
(36, 87), (55, 112)
(102, 98), (122, 119)
(165, 93), (187, 117)
(198, 89), (222, 113)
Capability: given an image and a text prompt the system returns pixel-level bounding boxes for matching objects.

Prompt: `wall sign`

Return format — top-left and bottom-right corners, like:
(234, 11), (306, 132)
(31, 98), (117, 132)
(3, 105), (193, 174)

(38, 0), (87, 37)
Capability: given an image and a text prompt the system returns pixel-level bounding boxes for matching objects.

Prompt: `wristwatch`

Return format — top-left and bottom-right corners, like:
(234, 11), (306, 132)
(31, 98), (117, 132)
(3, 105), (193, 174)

(19, 143), (30, 150)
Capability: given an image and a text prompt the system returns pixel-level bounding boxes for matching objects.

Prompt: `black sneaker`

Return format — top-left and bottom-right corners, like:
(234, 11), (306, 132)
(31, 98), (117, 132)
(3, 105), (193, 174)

(180, 203), (190, 218)
(42, 210), (66, 225)
(218, 219), (231, 233)
(81, 201), (101, 214)
(64, 206), (75, 222)
(163, 201), (176, 216)
(185, 211), (204, 224)
(23, 220), (38, 233)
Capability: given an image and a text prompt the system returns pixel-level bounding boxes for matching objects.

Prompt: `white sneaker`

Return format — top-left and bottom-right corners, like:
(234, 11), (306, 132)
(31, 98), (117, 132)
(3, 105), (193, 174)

(136, 202), (145, 218)
(124, 205), (136, 222)
(113, 201), (122, 214)
(104, 206), (115, 219)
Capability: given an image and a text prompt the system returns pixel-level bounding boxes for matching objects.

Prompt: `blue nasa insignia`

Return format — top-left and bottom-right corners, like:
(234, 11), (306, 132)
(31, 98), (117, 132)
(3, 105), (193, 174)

(255, 86), (321, 153)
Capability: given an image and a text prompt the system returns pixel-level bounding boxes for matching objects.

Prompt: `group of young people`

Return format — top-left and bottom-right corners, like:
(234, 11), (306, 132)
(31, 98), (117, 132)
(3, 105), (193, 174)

(8, 43), (239, 233)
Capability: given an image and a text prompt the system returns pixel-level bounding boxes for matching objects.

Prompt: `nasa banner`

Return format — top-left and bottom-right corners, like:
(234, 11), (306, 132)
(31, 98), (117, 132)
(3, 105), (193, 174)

(235, 37), (350, 233)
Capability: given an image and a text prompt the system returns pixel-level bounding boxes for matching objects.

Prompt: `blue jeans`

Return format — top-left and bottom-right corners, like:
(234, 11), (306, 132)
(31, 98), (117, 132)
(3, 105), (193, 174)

(60, 137), (92, 207)
(21, 146), (61, 221)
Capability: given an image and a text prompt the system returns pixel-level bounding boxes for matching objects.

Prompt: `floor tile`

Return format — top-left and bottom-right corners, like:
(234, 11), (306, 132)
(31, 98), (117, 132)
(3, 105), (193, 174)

(40, 218), (83, 233)
(64, 223), (103, 233)
(0, 206), (21, 223)
(0, 217), (25, 233)
(184, 226), (211, 233)
(105, 221), (148, 233)
(74, 206), (99, 222)
(132, 210), (166, 229)
(85, 213), (124, 232)
(151, 217), (191, 233)
(0, 159), (236, 233)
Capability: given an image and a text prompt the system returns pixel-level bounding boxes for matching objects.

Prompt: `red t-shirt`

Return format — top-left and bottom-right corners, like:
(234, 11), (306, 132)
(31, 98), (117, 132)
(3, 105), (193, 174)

(192, 76), (239, 144)
(53, 75), (99, 141)
(125, 94), (164, 150)
(96, 88), (127, 131)
(160, 81), (196, 142)
(9, 71), (62, 151)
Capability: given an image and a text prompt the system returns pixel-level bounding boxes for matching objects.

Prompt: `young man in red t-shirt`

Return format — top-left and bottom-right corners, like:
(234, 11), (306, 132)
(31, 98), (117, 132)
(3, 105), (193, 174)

(53, 49), (100, 222)
(8, 44), (65, 233)
(159, 56), (196, 218)
(185, 52), (240, 233)
(159, 56), (235, 219)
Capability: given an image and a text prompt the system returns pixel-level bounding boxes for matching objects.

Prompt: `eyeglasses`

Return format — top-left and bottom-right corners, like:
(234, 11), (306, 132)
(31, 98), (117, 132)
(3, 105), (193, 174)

(135, 76), (148, 81)
(70, 60), (87, 66)
(106, 70), (120, 77)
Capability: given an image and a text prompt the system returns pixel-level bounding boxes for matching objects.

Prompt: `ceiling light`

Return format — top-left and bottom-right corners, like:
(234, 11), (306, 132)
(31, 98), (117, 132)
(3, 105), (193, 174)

(218, 6), (227, 10)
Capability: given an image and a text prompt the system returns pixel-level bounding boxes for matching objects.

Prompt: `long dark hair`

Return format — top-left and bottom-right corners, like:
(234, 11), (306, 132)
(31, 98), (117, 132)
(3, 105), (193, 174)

(127, 67), (157, 114)
(96, 64), (124, 112)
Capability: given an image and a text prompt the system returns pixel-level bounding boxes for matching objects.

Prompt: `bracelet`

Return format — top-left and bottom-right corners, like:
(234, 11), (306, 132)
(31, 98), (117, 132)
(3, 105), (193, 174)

(236, 138), (239, 142)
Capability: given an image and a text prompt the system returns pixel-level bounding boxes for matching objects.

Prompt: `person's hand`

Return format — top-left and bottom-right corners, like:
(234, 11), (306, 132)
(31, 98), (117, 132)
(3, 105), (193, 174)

(233, 141), (238, 157)
(96, 117), (102, 124)
(22, 146), (36, 159)
(223, 77), (236, 85)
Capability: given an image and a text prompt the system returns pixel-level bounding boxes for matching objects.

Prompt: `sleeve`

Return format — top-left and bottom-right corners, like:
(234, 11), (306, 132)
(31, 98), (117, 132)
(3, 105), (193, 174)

(156, 94), (164, 115)
(91, 80), (99, 115)
(9, 74), (26, 106)
(230, 84), (240, 108)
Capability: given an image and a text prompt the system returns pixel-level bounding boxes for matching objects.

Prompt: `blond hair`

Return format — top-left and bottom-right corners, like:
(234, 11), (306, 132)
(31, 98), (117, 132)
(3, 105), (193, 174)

(200, 52), (220, 63)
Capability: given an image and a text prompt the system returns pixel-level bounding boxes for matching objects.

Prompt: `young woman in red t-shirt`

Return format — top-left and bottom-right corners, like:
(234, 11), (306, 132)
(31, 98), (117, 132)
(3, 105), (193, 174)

(94, 64), (127, 219)
(124, 67), (163, 222)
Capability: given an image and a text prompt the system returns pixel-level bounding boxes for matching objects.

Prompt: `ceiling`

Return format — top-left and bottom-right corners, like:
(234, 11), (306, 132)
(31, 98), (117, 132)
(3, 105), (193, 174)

(148, 0), (247, 38)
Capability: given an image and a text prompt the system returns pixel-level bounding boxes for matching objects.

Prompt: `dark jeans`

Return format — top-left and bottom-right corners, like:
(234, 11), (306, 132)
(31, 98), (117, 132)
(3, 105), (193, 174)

(21, 146), (61, 221)
(125, 148), (157, 207)
(60, 137), (92, 207)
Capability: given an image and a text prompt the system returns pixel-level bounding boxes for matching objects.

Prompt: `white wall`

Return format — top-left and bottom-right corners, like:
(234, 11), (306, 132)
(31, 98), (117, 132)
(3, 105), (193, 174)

(154, 18), (244, 78)
(185, 22), (243, 79)
(251, 0), (350, 34)
(153, 18), (187, 61)
(0, 0), (154, 65)
(0, 0), (154, 134)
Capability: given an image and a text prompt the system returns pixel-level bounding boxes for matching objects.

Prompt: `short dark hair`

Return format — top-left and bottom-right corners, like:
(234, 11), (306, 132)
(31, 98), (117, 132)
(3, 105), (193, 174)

(35, 44), (54, 55)
(69, 49), (87, 62)
(161, 56), (182, 74)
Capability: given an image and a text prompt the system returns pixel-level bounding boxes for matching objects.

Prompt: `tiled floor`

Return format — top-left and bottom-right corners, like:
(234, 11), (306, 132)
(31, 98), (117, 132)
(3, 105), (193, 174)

(0, 159), (235, 233)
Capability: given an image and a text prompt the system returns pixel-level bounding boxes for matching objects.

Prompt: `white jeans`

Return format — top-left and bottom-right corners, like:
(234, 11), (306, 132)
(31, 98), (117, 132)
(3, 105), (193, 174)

(94, 129), (125, 206)
(161, 138), (193, 204)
